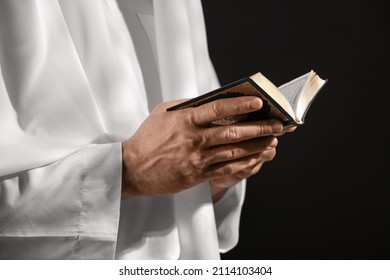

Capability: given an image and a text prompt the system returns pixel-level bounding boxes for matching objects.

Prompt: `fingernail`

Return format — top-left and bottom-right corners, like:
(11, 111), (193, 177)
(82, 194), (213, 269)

(272, 121), (283, 132)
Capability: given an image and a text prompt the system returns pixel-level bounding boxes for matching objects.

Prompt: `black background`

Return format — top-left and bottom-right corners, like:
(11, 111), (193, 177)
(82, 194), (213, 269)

(201, 0), (390, 259)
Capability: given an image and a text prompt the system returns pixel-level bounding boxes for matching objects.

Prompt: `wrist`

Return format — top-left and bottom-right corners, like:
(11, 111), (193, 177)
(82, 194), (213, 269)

(121, 141), (141, 199)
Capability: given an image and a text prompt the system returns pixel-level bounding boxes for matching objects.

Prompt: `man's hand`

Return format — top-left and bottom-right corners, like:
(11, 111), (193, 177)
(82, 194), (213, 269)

(122, 96), (291, 199)
(209, 124), (296, 202)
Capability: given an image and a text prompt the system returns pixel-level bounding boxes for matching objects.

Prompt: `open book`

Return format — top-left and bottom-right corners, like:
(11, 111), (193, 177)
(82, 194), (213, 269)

(167, 70), (327, 126)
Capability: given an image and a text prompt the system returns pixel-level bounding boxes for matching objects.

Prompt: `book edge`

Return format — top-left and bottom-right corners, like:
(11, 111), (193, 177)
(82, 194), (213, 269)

(166, 77), (251, 111)
(299, 78), (328, 123)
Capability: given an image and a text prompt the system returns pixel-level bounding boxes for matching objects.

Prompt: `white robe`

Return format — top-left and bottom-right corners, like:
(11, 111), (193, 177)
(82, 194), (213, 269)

(0, 0), (245, 259)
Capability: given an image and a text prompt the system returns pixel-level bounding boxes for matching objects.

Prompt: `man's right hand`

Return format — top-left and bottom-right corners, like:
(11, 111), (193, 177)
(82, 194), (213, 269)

(121, 96), (285, 198)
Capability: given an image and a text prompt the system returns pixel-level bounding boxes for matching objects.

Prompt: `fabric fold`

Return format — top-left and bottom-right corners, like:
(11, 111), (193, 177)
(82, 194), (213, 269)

(0, 0), (246, 260)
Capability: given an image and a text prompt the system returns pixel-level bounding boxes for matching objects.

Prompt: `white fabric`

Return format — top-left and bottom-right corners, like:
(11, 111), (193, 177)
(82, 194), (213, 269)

(0, 143), (122, 259)
(0, 0), (245, 259)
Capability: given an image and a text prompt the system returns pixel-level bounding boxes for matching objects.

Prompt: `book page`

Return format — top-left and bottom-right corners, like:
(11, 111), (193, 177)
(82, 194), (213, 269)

(250, 72), (295, 119)
(278, 72), (311, 108)
(295, 74), (327, 121)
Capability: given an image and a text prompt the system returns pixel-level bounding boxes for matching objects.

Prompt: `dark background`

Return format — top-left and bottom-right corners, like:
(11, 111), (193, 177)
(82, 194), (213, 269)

(201, 0), (390, 259)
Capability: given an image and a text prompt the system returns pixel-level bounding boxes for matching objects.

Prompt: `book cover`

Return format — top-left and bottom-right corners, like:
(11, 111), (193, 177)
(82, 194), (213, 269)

(167, 77), (295, 126)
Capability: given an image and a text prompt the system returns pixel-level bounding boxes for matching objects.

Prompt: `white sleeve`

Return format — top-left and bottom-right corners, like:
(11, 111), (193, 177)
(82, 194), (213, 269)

(0, 143), (122, 259)
(213, 180), (246, 253)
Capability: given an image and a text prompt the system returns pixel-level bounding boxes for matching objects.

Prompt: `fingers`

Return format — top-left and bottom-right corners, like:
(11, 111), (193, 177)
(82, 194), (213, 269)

(209, 159), (263, 189)
(191, 96), (263, 125)
(206, 136), (277, 165)
(204, 148), (276, 179)
(205, 119), (283, 146)
(273, 125), (297, 136)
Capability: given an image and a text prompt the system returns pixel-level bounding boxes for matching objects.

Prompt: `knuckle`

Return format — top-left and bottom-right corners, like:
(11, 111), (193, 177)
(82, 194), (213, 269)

(183, 109), (195, 125)
(181, 129), (207, 150)
(183, 109), (202, 128)
(230, 147), (239, 159)
(191, 133), (206, 149)
(187, 151), (205, 170)
(257, 122), (276, 136)
(210, 102), (224, 119)
(257, 125), (266, 136)
(225, 126), (240, 142)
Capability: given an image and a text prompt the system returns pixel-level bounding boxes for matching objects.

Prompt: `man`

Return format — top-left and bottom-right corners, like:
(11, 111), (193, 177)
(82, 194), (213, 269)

(0, 0), (292, 259)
